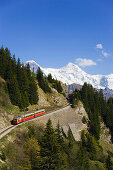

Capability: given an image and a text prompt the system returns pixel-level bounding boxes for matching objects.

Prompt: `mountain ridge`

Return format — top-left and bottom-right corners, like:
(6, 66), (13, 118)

(26, 60), (113, 90)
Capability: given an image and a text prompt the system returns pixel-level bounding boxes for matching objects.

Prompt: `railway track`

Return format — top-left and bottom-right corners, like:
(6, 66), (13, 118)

(0, 125), (15, 139)
(0, 104), (70, 140)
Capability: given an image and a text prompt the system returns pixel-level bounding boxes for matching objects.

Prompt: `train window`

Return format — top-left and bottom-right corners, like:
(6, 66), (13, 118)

(25, 113), (34, 118)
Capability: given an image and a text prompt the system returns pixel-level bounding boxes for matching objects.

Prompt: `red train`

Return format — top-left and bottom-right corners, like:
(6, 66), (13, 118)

(11, 109), (45, 125)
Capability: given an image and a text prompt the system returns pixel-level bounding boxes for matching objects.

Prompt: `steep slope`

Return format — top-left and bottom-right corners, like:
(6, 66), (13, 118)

(0, 77), (19, 130)
(0, 76), (68, 131)
(26, 60), (113, 90)
(28, 83), (68, 113)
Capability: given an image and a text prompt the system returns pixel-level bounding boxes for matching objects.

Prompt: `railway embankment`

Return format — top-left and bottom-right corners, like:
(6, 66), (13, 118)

(0, 102), (88, 141)
(36, 101), (88, 141)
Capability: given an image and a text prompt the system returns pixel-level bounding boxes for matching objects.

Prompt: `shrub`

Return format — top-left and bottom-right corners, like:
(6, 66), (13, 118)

(82, 116), (87, 124)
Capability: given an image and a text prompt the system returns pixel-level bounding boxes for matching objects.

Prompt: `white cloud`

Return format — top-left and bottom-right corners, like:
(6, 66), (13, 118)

(75, 58), (96, 67)
(96, 43), (109, 58)
(96, 44), (103, 49)
(102, 50), (109, 57)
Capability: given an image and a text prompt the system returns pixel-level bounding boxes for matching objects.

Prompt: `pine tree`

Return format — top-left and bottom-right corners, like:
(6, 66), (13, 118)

(17, 63), (29, 108)
(81, 130), (86, 148)
(77, 144), (86, 169)
(0, 48), (39, 109)
(21, 92), (29, 109)
(0, 46), (6, 78)
(24, 137), (40, 169)
(12, 54), (17, 74)
(72, 98), (78, 108)
(106, 155), (113, 170)
(37, 67), (43, 82)
(68, 128), (74, 149)
(37, 67), (52, 93)
(7, 75), (21, 106)
(40, 119), (64, 169)
(85, 133), (97, 160)
(29, 77), (39, 105)
(25, 63), (31, 81)
(5, 58), (13, 80)
(47, 73), (53, 83)
(55, 121), (64, 147)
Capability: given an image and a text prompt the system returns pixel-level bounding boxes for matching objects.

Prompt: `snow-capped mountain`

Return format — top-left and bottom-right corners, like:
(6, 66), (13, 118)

(25, 60), (113, 90)
(26, 60), (41, 72)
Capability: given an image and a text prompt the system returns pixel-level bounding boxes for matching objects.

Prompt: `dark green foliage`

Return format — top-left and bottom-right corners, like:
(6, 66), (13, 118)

(21, 92), (29, 109)
(2, 120), (111, 170)
(106, 155), (113, 170)
(47, 73), (63, 93)
(76, 131), (106, 169)
(0, 46), (6, 78)
(0, 47), (39, 109)
(0, 79), (11, 107)
(40, 119), (65, 169)
(81, 130), (86, 147)
(82, 116), (87, 124)
(69, 82), (101, 140)
(72, 98), (78, 108)
(47, 73), (53, 83)
(29, 77), (39, 105)
(25, 63), (32, 80)
(81, 131), (98, 160)
(85, 133), (97, 160)
(55, 121), (65, 151)
(0, 150), (6, 161)
(77, 144), (90, 170)
(52, 80), (63, 93)
(68, 128), (74, 149)
(37, 67), (52, 93)
(7, 75), (21, 107)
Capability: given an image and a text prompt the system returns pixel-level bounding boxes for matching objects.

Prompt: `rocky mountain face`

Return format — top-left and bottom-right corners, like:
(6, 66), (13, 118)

(68, 83), (82, 94)
(102, 87), (113, 99)
(26, 60), (113, 91)
(68, 83), (113, 99)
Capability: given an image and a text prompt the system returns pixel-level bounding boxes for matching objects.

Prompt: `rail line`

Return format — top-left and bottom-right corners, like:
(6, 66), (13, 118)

(0, 104), (70, 139)
(0, 125), (15, 139)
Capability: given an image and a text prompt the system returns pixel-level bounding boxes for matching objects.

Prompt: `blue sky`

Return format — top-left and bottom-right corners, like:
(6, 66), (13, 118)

(0, 0), (113, 75)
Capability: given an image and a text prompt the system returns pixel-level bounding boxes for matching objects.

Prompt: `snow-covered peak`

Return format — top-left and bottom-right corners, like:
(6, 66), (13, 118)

(62, 62), (86, 74)
(25, 60), (41, 72)
(26, 60), (113, 90)
(66, 62), (80, 69)
(26, 60), (40, 67)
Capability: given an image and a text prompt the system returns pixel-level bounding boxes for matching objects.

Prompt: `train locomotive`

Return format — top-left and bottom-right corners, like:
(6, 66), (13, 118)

(11, 109), (45, 125)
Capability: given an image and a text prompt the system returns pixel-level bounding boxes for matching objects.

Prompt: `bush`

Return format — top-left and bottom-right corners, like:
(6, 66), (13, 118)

(0, 150), (6, 161)
(72, 99), (78, 108)
(82, 116), (87, 124)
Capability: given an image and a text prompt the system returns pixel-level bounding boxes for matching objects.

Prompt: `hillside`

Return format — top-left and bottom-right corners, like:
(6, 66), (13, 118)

(0, 99), (113, 169)
(0, 46), (68, 131)
(0, 48), (113, 169)
(0, 76), (68, 131)
(0, 76), (113, 169)
(0, 77), (19, 130)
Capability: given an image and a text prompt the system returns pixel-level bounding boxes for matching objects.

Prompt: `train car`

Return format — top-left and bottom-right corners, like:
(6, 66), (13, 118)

(11, 109), (45, 125)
